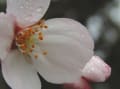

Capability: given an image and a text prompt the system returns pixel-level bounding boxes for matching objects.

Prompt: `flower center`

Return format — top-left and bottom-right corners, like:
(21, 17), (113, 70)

(15, 20), (48, 57)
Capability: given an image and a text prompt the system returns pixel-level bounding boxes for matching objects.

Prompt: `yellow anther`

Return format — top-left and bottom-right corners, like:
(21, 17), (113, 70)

(39, 36), (43, 40)
(29, 49), (33, 53)
(20, 44), (27, 50)
(39, 32), (43, 36)
(32, 44), (35, 48)
(40, 25), (44, 28)
(32, 31), (35, 34)
(43, 51), (47, 55)
(44, 25), (48, 29)
(35, 29), (39, 32)
(34, 54), (38, 59)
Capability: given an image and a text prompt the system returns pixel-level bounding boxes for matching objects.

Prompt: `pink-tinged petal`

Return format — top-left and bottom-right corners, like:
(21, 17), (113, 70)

(82, 56), (111, 82)
(7, 0), (50, 27)
(2, 50), (41, 89)
(0, 13), (14, 60)
(44, 18), (94, 50)
(63, 77), (91, 89)
(30, 18), (94, 84)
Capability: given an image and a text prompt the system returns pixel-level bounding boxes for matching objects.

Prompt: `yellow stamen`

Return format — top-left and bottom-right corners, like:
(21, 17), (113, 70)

(39, 36), (43, 40)
(44, 25), (48, 29)
(43, 51), (48, 55)
(15, 20), (48, 57)
(34, 54), (38, 59)
(32, 44), (35, 48)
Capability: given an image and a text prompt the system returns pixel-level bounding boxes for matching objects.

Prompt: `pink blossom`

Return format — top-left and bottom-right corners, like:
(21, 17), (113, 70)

(63, 56), (111, 89)
(0, 0), (111, 89)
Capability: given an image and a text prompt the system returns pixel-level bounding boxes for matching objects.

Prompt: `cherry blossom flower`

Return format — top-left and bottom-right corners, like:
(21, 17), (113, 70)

(63, 56), (111, 89)
(0, 0), (111, 89)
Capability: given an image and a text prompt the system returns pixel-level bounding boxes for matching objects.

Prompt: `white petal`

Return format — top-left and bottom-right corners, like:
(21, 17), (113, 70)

(2, 50), (41, 89)
(30, 18), (94, 84)
(7, 0), (50, 27)
(82, 56), (111, 82)
(44, 18), (94, 50)
(0, 13), (14, 60)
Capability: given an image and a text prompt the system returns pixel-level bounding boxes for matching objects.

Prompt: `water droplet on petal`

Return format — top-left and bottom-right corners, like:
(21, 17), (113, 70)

(36, 8), (42, 13)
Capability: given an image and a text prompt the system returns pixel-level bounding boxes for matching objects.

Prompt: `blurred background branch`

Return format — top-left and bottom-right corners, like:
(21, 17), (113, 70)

(0, 0), (6, 12)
